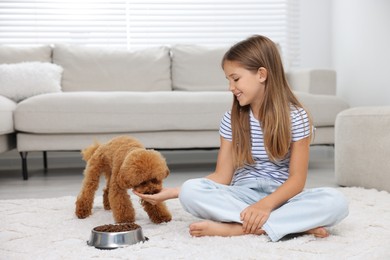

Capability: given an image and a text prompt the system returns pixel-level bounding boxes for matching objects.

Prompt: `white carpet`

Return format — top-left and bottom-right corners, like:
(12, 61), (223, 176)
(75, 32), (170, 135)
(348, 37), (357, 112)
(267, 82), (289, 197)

(1, 187), (390, 260)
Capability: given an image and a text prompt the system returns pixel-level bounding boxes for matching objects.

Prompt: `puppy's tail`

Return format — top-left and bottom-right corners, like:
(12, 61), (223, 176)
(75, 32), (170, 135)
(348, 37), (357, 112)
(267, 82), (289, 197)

(81, 141), (101, 161)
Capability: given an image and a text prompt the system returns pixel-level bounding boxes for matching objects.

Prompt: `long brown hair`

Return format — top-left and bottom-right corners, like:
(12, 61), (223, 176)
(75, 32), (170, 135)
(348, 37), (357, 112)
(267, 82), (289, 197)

(222, 35), (312, 168)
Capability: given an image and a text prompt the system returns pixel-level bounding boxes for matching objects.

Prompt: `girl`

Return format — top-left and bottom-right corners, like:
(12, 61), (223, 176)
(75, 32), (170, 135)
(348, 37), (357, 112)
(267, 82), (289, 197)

(134, 35), (349, 242)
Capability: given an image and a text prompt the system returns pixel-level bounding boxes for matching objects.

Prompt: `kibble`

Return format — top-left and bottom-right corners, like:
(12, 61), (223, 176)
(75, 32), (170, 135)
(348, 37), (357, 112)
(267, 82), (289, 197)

(93, 223), (140, 232)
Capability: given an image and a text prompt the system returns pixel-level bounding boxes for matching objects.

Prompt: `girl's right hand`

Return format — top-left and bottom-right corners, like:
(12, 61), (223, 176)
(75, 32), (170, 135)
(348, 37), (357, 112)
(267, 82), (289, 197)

(240, 200), (272, 234)
(132, 187), (180, 205)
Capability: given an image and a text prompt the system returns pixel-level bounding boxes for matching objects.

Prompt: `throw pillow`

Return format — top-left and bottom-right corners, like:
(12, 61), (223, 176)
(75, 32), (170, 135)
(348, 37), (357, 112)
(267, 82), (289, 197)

(0, 62), (63, 102)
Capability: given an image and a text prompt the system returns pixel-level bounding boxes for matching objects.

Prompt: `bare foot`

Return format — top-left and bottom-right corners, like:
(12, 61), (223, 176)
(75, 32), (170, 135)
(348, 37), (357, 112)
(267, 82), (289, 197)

(189, 221), (265, 237)
(305, 227), (329, 238)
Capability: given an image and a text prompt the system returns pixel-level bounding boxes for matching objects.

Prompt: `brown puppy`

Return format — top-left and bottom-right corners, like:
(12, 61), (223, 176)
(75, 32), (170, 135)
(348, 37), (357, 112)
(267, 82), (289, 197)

(75, 136), (172, 224)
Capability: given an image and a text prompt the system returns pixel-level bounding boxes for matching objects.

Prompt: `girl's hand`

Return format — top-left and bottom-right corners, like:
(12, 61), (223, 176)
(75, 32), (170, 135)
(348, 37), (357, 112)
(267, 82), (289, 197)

(240, 201), (272, 234)
(132, 187), (179, 205)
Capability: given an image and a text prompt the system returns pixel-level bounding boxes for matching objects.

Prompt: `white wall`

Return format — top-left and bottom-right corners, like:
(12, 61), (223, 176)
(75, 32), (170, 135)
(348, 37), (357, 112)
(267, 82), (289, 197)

(332, 0), (390, 106)
(299, 0), (390, 107)
(299, 0), (332, 69)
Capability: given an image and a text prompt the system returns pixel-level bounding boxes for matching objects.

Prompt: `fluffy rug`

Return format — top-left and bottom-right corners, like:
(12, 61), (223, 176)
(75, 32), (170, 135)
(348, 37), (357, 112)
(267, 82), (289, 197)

(1, 187), (390, 260)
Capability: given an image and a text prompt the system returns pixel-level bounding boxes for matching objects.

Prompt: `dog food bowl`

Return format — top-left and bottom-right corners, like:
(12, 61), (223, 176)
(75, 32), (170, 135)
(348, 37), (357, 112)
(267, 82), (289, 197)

(87, 223), (148, 249)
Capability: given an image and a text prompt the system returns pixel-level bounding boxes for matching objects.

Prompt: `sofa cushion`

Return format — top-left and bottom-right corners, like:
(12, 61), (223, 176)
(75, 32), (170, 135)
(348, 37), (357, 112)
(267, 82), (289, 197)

(0, 62), (63, 102)
(171, 45), (229, 91)
(14, 91), (348, 135)
(0, 95), (16, 134)
(0, 45), (52, 64)
(14, 92), (233, 134)
(52, 44), (172, 92)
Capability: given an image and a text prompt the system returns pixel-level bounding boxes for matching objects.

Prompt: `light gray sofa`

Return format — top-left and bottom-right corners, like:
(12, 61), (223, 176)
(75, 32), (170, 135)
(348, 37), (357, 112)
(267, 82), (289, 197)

(0, 44), (349, 180)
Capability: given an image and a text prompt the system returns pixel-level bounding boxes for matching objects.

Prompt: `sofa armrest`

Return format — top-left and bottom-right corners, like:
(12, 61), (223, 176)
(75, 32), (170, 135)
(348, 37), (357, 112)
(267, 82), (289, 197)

(286, 69), (336, 95)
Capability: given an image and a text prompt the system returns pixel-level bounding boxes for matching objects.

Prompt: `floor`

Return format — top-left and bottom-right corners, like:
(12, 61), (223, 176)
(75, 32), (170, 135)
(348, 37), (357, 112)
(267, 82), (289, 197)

(0, 146), (337, 200)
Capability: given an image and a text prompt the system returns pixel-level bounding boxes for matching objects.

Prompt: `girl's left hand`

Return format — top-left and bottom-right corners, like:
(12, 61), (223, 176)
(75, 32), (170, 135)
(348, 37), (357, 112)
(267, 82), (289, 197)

(240, 201), (272, 234)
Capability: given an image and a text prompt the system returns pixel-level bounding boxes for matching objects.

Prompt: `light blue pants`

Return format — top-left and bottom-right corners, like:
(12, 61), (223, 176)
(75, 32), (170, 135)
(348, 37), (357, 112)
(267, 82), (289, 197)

(179, 178), (349, 242)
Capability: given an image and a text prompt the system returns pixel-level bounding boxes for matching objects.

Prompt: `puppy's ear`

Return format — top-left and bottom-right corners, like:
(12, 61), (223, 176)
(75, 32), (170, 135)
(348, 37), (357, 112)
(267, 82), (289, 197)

(116, 149), (169, 189)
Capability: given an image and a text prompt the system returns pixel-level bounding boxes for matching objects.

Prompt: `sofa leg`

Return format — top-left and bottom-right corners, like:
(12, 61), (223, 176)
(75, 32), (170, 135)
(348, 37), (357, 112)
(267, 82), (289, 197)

(43, 151), (48, 172)
(19, 152), (29, 180)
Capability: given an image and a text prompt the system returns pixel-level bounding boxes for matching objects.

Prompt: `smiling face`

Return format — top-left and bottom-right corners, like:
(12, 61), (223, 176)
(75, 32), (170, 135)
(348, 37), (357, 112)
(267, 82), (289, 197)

(223, 60), (267, 116)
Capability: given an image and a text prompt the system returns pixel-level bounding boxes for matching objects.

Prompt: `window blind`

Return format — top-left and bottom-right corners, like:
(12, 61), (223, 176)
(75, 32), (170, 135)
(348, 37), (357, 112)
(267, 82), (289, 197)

(0, 0), (300, 67)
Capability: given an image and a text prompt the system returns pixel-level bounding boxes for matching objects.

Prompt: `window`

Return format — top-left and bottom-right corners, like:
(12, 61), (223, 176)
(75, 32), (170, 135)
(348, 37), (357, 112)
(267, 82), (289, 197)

(0, 0), (300, 67)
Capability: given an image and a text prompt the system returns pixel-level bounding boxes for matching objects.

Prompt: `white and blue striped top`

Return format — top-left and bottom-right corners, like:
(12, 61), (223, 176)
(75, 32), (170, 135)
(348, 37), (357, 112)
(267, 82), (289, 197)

(219, 106), (311, 185)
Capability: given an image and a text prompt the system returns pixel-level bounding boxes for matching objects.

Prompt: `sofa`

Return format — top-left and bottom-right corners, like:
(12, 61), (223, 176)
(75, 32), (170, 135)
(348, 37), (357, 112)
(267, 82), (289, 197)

(0, 44), (349, 180)
(0, 96), (16, 153)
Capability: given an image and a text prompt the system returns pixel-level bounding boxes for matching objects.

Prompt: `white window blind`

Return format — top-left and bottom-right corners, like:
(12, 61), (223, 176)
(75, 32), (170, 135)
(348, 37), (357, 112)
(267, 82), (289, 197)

(0, 0), (300, 67)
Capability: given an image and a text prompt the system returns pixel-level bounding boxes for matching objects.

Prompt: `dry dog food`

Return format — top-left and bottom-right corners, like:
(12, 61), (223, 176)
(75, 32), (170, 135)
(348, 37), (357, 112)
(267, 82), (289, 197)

(94, 223), (140, 232)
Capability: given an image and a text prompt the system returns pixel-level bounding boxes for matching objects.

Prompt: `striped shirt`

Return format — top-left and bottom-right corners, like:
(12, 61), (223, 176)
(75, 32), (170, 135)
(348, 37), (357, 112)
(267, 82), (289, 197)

(219, 106), (310, 185)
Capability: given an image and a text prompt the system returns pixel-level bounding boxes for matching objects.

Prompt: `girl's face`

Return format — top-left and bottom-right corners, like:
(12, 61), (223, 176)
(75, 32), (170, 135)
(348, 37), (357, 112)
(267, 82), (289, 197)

(223, 60), (267, 114)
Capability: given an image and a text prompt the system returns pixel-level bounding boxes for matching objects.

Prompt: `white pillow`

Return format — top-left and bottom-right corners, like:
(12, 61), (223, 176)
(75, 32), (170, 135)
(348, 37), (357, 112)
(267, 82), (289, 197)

(0, 62), (63, 102)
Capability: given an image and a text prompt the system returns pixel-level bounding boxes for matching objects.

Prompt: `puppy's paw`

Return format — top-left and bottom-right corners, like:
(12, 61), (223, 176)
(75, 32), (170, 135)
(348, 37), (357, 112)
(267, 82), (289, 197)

(75, 200), (92, 219)
(149, 210), (172, 224)
(75, 206), (92, 219)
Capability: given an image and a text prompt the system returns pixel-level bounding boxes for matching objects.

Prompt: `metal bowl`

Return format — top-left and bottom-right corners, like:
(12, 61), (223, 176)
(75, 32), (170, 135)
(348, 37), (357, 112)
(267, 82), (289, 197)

(87, 223), (148, 249)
